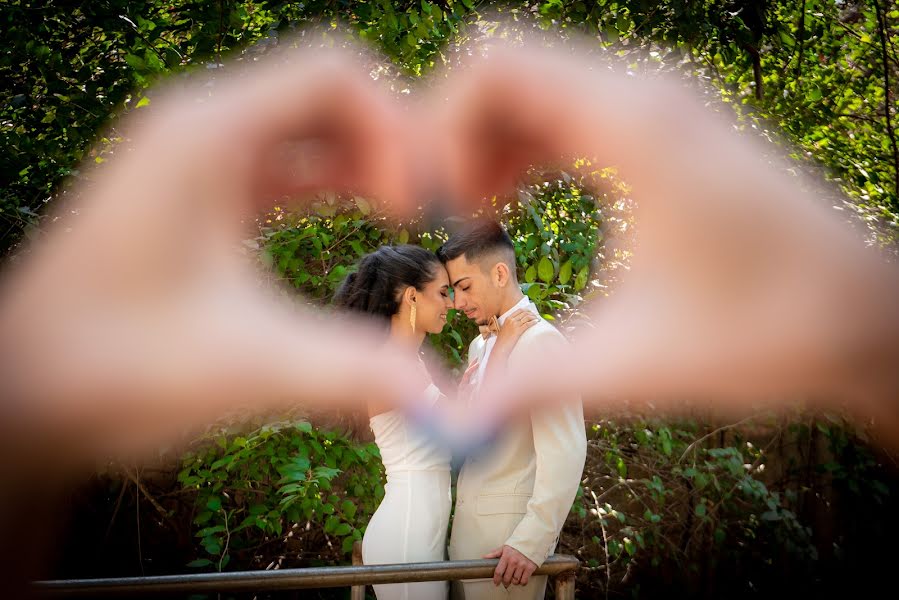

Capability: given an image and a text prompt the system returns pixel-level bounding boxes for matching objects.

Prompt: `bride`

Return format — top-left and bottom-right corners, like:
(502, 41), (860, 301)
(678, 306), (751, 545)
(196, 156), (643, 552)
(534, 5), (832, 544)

(333, 244), (533, 600)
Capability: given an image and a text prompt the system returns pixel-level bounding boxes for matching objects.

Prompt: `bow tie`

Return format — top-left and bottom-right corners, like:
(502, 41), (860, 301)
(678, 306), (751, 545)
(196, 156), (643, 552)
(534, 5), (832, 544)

(479, 316), (500, 339)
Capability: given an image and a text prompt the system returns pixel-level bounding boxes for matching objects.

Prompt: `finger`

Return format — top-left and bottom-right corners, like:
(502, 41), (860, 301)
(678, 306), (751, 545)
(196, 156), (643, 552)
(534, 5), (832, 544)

(146, 41), (410, 214)
(503, 561), (520, 587)
(461, 360), (480, 383)
(70, 293), (424, 456)
(507, 564), (520, 587)
(525, 561), (538, 584)
(238, 53), (409, 210)
(482, 547), (502, 559)
(433, 43), (576, 207)
(493, 554), (508, 586)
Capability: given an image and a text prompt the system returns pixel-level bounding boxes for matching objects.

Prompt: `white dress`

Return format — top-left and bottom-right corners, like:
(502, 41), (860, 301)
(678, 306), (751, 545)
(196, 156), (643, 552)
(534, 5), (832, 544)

(362, 384), (452, 600)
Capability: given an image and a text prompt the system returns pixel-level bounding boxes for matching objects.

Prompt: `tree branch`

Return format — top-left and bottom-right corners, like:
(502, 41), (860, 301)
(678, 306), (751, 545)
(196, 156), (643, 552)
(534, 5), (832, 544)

(795, 0), (807, 83)
(873, 0), (899, 199)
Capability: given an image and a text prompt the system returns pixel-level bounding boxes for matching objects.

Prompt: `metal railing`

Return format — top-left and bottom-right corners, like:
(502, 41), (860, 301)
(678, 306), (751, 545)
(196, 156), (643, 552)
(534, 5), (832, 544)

(34, 553), (579, 599)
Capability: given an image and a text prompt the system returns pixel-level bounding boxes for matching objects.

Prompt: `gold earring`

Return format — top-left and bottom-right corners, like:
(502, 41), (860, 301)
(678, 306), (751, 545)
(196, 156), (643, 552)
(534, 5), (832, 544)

(410, 302), (416, 334)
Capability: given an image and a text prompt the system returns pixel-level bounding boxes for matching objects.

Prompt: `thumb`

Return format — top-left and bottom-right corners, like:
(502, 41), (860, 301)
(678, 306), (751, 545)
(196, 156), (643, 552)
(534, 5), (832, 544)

(482, 548), (503, 559)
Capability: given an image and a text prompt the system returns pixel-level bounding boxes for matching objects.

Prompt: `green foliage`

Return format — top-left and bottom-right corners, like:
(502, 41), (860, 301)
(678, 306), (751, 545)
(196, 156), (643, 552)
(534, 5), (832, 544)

(507, 172), (600, 319)
(178, 421), (385, 570)
(0, 0), (476, 254)
(259, 196), (400, 302)
(571, 418), (821, 595)
(526, 0), (899, 237)
(5, 0), (896, 255)
(714, 0), (899, 235)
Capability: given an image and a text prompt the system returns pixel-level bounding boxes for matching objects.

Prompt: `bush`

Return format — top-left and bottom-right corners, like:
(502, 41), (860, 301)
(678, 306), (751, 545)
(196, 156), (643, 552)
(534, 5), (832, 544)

(562, 415), (897, 597)
(178, 420), (385, 571)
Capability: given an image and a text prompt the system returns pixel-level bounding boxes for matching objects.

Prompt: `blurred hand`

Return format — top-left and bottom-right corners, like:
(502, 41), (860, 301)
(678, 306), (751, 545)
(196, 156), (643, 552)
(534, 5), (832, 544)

(2, 32), (898, 463)
(460, 359), (480, 387)
(0, 42), (422, 461)
(435, 38), (899, 437)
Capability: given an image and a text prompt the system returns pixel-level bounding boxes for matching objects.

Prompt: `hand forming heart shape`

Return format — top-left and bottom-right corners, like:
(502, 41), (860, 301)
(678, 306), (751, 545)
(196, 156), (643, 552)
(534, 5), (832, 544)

(1, 31), (897, 464)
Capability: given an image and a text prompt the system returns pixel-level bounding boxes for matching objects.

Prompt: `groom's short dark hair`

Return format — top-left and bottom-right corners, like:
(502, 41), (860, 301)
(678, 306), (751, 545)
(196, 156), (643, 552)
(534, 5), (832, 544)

(436, 220), (517, 277)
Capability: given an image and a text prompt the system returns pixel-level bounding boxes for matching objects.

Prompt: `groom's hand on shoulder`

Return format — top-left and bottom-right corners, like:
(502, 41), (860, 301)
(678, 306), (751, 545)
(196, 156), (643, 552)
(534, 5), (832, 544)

(484, 545), (537, 588)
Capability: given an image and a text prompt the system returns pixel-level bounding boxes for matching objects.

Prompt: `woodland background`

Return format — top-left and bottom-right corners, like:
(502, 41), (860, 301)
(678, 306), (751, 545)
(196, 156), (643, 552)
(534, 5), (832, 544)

(3, 1), (899, 598)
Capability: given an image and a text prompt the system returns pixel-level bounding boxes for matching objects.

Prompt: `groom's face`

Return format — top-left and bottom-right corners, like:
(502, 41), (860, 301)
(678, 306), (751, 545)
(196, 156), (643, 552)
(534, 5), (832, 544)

(444, 255), (502, 326)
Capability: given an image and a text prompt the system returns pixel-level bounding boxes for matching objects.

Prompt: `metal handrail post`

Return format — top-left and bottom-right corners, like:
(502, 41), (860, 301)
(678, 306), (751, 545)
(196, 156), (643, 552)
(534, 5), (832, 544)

(553, 570), (576, 600)
(351, 541), (365, 600)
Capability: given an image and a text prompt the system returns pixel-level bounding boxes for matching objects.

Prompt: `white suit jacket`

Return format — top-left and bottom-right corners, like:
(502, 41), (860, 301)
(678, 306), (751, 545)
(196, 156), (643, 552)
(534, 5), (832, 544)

(448, 301), (587, 567)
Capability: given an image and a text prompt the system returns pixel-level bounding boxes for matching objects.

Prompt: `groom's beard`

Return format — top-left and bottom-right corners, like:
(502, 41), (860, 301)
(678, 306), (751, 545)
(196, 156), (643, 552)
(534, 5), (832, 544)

(475, 314), (499, 327)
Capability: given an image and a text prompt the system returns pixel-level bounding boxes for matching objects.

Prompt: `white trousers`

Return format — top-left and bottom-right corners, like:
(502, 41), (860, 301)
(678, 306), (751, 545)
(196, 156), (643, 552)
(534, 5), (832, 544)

(362, 470), (452, 600)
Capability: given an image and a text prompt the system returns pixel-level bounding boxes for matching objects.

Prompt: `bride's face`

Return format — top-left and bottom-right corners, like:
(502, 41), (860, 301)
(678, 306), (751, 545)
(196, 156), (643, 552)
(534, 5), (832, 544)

(414, 265), (453, 334)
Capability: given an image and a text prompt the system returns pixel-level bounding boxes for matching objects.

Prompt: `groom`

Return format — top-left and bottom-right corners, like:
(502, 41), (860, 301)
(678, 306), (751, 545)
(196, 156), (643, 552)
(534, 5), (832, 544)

(438, 221), (587, 600)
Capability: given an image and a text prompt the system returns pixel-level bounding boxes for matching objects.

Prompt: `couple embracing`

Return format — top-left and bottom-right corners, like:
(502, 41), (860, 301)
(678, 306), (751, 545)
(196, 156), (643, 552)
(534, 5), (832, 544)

(334, 220), (587, 600)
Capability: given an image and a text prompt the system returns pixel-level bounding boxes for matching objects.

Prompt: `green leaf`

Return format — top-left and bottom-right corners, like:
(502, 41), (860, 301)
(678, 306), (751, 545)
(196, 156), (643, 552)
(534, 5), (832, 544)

(694, 472), (710, 490)
(187, 558), (213, 568)
(398, 229), (409, 245)
(779, 30), (794, 47)
(695, 503), (707, 517)
(334, 523), (352, 536)
(525, 265), (536, 283)
(324, 515), (340, 533)
(210, 455), (234, 470)
(194, 510), (213, 525)
(124, 53), (145, 71)
(313, 466), (341, 480)
(714, 528), (726, 544)
(558, 260), (573, 285)
(135, 96), (151, 109)
(341, 500), (357, 520)
(537, 256), (554, 283)
(574, 266), (589, 291)
(206, 497), (222, 511)
(196, 525), (226, 538)
(354, 196), (371, 216)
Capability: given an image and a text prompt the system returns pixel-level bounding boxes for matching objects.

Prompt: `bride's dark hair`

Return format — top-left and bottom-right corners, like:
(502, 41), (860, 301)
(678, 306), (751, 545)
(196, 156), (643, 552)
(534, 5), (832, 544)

(333, 245), (441, 325)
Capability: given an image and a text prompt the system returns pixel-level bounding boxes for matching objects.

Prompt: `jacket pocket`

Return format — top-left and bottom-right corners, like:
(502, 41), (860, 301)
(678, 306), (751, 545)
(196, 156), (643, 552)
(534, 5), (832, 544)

(476, 493), (531, 516)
